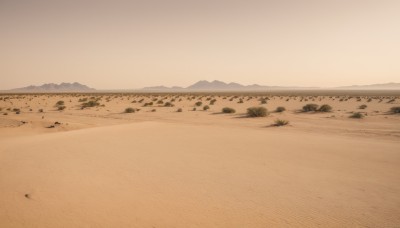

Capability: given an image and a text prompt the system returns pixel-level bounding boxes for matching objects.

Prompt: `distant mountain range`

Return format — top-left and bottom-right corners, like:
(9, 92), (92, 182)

(142, 80), (317, 91)
(3, 81), (400, 92)
(336, 82), (400, 90)
(8, 82), (95, 92)
(143, 81), (400, 91)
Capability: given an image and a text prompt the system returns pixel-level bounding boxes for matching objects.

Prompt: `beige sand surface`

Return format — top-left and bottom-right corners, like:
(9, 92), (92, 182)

(1, 93), (399, 227)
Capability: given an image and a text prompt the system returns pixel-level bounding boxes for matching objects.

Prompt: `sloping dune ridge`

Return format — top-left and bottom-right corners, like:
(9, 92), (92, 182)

(1, 121), (399, 227)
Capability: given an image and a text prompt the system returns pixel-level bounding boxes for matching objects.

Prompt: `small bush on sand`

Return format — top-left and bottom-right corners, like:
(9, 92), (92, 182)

(247, 107), (268, 117)
(177, 108), (183, 112)
(58, 105), (66, 111)
(390, 106), (400, 114)
(276, 106), (286, 112)
(318, 104), (332, 112)
(359, 104), (367, 109)
(38, 108), (44, 113)
(195, 101), (202, 106)
(125, 107), (135, 113)
(164, 102), (174, 107)
(274, 119), (289, 126)
(222, 107), (235, 113)
(350, 112), (363, 119)
(203, 105), (210, 111)
(302, 104), (319, 112)
(81, 101), (100, 108)
(56, 100), (64, 106)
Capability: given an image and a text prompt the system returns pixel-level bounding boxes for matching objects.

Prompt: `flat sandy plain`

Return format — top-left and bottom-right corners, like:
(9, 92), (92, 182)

(1, 91), (399, 227)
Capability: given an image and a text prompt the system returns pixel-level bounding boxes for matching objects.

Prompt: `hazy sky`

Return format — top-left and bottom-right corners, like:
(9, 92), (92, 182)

(1, 0), (399, 89)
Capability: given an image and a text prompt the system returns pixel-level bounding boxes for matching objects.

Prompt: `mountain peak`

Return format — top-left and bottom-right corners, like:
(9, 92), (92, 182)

(10, 82), (96, 92)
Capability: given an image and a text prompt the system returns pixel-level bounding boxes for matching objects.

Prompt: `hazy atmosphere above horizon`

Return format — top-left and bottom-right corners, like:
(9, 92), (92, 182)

(1, 0), (399, 90)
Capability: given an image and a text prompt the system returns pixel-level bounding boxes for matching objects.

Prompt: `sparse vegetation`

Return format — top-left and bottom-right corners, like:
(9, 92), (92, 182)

(55, 100), (64, 106)
(222, 107), (235, 113)
(164, 102), (174, 107)
(350, 112), (364, 119)
(247, 107), (268, 117)
(195, 101), (202, 106)
(81, 100), (100, 108)
(318, 104), (332, 112)
(390, 106), (400, 114)
(125, 107), (135, 113)
(359, 104), (367, 109)
(274, 119), (289, 126)
(302, 104), (319, 112)
(177, 108), (183, 112)
(276, 106), (286, 112)
(58, 105), (66, 111)
(203, 105), (210, 111)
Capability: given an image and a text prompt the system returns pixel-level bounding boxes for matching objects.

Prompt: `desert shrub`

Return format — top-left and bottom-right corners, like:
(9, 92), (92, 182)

(157, 100), (164, 104)
(78, 98), (88, 102)
(260, 99), (267, 104)
(38, 109), (44, 113)
(3, 112), (8, 115)
(238, 99), (244, 103)
(350, 112), (364, 119)
(195, 101), (202, 106)
(247, 107), (268, 117)
(210, 99), (217, 105)
(177, 108), (183, 112)
(318, 104), (332, 112)
(274, 119), (289, 126)
(58, 106), (66, 111)
(192, 107), (196, 111)
(151, 109), (156, 112)
(203, 105), (210, 111)
(390, 106), (400, 114)
(359, 104), (367, 109)
(56, 100), (64, 106)
(143, 102), (153, 107)
(125, 107), (135, 113)
(222, 107), (235, 113)
(276, 106), (286, 112)
(302, 104), (319, 112)
(164, 102), (174, 107)
(81, 101), (100, 108)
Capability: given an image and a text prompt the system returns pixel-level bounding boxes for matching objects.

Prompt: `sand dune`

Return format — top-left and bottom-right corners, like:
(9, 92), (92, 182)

(1, 121), (399, 227)
(1, 93), (399, 227)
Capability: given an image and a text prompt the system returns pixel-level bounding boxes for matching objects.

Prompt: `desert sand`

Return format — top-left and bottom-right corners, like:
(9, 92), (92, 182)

(1, 92), (400, 227)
